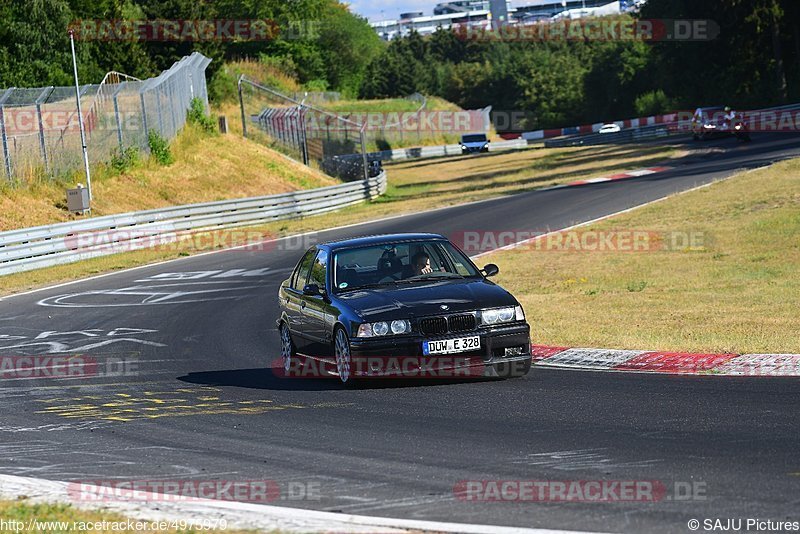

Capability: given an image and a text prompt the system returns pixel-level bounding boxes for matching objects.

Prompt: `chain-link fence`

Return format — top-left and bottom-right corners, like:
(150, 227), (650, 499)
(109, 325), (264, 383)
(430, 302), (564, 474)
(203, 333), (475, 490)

(238, 75), (370, 182)
(0, 52), (211, 181)
(238, 76), (493, 182)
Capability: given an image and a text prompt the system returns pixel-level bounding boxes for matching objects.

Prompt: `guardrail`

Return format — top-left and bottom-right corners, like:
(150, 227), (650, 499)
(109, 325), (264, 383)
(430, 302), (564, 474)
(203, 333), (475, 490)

(544, 102), (800, 148)
(544, 122), (681, 148)
(0, 171), (386, 276)
(349, 137), (531, 163)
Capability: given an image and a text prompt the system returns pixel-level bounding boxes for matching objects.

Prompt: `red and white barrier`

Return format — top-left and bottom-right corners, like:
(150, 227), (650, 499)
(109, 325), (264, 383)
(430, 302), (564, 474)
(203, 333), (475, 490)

(546, 166), (672, 189)
(532, 345), (800, 376)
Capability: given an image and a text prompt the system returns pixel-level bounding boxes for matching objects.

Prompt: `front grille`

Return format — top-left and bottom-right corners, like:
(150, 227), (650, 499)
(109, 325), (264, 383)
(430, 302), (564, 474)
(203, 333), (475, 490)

(420, 317), (448, 336)
(448, 313), (476, 333)
(419, 314), (476, 336)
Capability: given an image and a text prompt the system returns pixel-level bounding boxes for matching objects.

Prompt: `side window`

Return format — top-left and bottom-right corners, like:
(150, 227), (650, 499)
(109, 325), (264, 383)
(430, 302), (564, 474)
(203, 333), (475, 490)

(292, 249), (316, 291)
(308, 250), (328, 292)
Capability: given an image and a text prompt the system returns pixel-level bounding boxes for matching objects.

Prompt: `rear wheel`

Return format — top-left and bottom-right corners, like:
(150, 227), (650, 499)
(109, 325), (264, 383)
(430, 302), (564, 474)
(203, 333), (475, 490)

(334, 327), (353, 384)
(494, 357), (532, 379)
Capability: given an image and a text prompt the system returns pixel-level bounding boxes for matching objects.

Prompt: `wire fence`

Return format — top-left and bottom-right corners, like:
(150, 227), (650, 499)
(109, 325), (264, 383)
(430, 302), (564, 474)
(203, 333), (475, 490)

(239, 76), (485, 182)
(0, 52), (212, 181)
(238, 75), (371, 182)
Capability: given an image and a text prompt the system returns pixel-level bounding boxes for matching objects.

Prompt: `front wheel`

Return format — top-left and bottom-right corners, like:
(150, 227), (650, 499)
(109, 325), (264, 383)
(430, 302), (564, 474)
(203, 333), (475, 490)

(334, 327), (353, 384)
(279, 322), (296, 375)
(494, 357), (532, 379)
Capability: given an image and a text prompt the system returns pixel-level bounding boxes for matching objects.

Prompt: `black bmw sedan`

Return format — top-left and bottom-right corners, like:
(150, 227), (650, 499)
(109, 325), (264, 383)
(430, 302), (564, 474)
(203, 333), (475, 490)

(277, 233), (531, 383)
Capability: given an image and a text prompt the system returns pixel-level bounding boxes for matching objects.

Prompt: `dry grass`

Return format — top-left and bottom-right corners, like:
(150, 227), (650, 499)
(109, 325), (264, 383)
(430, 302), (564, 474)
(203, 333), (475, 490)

(380, 143), (681, 209)
(0, 122), (335, 231)
(488, 158), (800, 354)
(0, 498), (250, 533)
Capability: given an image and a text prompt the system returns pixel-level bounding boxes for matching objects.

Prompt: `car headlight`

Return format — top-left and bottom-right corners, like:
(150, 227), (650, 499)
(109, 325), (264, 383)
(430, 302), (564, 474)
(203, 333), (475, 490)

(356, 320), (411, 338)
(460, 144), (467, 149)
(391, 319), (410, 334)
(480, 306), (524, 325)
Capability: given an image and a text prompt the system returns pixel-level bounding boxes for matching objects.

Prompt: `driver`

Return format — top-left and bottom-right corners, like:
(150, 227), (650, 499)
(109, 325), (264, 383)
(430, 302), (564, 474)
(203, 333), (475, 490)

(724, 106), (736, 125)
(404, 252), (434, 278)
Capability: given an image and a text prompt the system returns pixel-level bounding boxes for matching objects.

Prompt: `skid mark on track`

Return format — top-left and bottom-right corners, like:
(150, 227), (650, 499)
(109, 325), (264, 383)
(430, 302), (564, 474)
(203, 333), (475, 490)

(512, 448), (661, 471)
(35, 386), (350, 422)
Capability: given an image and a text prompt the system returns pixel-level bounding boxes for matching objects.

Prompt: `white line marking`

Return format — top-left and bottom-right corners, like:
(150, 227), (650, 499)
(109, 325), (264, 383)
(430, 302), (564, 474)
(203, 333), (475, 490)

(0, 474), (605, 534)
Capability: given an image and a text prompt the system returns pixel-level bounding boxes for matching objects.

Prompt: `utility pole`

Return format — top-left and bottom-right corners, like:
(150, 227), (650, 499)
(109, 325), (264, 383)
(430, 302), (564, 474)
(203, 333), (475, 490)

(69, 29), (93, 202)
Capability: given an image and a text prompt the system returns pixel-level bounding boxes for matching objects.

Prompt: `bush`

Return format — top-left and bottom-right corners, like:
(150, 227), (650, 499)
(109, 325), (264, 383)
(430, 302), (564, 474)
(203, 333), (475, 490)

(635, 90), (673, 117)
(147, 130), (174, 165)
(109, 146), (140, 173)
(187, 97), (217, 134)
(303, 79), (329, 92)
(208, 68), (237, 103)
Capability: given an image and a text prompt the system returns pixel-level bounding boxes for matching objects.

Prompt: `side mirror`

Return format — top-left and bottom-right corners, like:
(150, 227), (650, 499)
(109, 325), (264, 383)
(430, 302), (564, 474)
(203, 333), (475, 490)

(303, 283), (322, 296)
(482, 264), (499, 278)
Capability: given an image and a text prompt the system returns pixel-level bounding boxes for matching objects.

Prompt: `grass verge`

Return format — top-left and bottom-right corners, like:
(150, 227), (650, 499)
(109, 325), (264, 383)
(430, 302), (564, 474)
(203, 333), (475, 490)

(488, 157), (800, 354)
(0, 143), (680, 296)
(382, 143), (681, 207)
(0, 122), (336, 231)
(0, 498), (246, 533)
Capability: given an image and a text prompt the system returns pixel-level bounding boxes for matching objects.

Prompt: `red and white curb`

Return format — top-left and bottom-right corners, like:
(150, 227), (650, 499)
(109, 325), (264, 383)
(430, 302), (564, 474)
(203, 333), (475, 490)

(546, 166), (672, 189)
(532, 345), (800, 377)
(0, 474), (603, 534)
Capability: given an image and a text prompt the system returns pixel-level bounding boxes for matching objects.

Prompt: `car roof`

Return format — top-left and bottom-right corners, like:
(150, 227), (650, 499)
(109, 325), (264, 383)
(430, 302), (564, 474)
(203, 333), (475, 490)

(322, 233), (446, 251)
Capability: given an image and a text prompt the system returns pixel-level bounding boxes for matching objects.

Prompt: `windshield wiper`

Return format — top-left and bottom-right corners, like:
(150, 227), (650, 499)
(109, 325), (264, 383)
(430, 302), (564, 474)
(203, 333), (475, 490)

(338, 281), (397, 292)
(395, 274), (465, 283)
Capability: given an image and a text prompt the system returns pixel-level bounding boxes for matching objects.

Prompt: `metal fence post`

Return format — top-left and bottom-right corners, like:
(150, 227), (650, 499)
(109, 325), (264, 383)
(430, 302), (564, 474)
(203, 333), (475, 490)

(360, 123), (369, 184)
(169, 82), (177, 138)
(0, 88), (14, 180)
(140, 89), (150, 149)
(35, 87), (53, 174)
(298, 99), (309, 165)
(112, 82), (125, 153)
(238, 75), (248, 138)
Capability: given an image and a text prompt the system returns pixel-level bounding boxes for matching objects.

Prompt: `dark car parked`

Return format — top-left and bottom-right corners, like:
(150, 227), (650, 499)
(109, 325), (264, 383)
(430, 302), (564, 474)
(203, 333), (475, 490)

(277, 233), (532, 384)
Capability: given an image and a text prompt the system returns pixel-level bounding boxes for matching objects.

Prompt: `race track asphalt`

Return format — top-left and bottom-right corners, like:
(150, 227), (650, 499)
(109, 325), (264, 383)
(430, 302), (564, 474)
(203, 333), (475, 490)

(1, 133), (799, 533)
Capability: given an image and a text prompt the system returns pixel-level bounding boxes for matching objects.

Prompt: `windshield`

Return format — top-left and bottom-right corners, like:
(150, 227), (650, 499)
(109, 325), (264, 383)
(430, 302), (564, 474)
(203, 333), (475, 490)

(461, 134), (487, 143)
(332, 240), (481, 292)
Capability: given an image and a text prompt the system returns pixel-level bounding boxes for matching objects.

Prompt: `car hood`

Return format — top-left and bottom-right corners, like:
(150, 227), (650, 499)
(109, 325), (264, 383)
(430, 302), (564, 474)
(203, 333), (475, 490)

(462, 141), (487, 147)
(334, 279), (517, 320)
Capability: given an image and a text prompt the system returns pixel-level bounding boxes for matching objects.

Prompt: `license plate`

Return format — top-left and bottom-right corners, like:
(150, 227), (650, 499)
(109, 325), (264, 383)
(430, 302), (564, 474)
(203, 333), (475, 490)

(423, 336), (480, 355)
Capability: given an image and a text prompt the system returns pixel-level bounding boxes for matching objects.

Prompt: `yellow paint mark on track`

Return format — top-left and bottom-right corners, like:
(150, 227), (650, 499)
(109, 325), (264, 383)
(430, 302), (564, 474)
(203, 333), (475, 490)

(36, 386), (350, 422)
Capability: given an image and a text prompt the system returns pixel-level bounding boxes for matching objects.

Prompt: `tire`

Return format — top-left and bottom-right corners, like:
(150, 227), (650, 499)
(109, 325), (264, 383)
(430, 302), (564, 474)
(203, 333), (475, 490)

(494, 357), (532, 379)
(279, 322), (296, 376)
(334, 327), (353, 384)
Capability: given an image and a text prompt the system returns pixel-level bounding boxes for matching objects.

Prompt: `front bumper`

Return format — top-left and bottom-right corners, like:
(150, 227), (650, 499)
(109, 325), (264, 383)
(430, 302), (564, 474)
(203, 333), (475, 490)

(348, 322), (531, 378)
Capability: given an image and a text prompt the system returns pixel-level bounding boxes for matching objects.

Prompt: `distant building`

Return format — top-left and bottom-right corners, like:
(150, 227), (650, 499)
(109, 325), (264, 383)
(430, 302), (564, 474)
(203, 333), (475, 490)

(372, 10), (492, 40)
(370, 0), (637, 40)
(433, 1), (493, 15)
